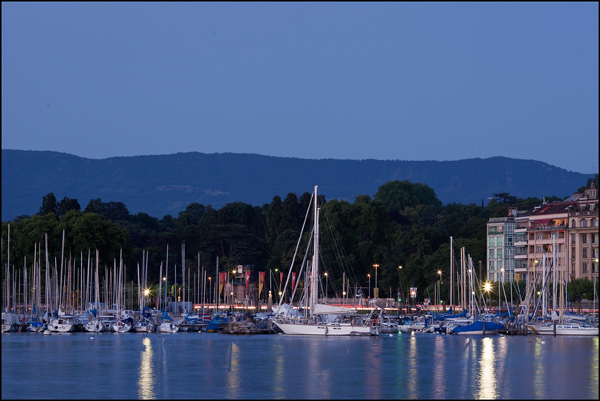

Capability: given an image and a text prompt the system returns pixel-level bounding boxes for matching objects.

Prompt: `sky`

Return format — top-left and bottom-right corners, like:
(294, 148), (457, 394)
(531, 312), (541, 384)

(2, 2), (598, 174)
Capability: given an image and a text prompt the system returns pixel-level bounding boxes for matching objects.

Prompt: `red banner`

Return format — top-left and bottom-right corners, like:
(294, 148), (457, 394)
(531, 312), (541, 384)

(245, 271), (251, 292)
(259, 271), (265, 297)
(292, 272), (296, 292)
(219, 272), (227, 297)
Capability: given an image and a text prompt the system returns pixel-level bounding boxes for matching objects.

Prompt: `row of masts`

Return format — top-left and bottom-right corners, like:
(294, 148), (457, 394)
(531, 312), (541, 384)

(449, 233), (584, 323)
(2, 224), (218, 319)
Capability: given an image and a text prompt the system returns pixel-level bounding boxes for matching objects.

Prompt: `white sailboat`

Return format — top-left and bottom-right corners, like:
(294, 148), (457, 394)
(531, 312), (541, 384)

(272, 185), (378, 336)
(528, 235), (598, 337)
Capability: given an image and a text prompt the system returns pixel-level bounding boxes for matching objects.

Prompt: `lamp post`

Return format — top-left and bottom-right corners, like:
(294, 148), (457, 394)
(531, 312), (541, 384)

(437, 269), (442, 311)
(500, 268), (504, 309)
(398, 266), (403, 307)
(367, 274), (371, 299)
(208, 277), (212, 305)
(324, 272), (328, 301)
(162, 276), (167, 312)
(232, 269), (237, 305)
(373, 264), (379, 299)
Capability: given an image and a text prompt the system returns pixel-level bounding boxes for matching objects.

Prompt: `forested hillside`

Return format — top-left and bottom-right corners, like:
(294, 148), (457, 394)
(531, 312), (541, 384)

(2, 149), (594, 221)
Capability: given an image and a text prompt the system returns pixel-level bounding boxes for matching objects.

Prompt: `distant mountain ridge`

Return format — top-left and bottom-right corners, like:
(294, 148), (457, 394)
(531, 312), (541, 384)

(1, 149), (594, 221)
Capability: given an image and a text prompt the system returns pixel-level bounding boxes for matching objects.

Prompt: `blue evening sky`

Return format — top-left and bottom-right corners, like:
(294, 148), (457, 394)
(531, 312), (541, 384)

(2, 2), (598, 174)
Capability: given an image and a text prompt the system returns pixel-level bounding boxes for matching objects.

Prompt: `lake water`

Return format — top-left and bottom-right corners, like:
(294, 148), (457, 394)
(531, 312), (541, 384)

(1, 331), (598, 399)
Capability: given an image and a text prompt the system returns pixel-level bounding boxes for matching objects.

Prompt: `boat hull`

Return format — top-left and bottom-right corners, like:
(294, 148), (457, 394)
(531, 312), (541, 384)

(451, 321), (504, 335)
(273, 321), (376, 336)
(530, 324), (599, 336)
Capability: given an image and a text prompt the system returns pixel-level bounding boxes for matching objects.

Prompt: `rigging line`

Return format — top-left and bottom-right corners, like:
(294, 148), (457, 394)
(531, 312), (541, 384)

(321, 208), (360, 286)
(277, 190), (314, 310)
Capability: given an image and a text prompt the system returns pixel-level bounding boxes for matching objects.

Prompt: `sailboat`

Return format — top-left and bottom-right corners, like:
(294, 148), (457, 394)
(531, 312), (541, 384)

(85, 250), (104, 333)
(449, 254), (503, 335)
(272, 186), (378, 336)
(528, 236), (598, 337)
(158, 255), (179, 334)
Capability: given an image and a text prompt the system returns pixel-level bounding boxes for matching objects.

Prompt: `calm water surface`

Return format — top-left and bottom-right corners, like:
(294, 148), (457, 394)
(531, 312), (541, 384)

(2, 331), (598, 399)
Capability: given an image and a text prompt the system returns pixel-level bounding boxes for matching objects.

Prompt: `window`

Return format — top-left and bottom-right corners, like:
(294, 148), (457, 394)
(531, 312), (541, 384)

(489, 260), (495, 270)
(489, 249), (495, 258)
(571, 248), (576, 259)
(583, 248), (588, 258)
(571, 234), (576, 244)
(497, 237), (503, 247)
(571, 219), (577, 228)
(506, 236), (514, 246)
(580, 220), (587, 228)
(582, 262), (588, 274)
(536, 246), (543, 253)
(497, 260), (503, 269)
(489, 237), (495, 247)
(582, 234), (588, 244)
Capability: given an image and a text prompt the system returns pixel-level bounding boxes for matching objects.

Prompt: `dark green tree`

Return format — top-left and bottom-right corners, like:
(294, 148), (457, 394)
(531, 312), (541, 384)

(39, 193), (58, 217)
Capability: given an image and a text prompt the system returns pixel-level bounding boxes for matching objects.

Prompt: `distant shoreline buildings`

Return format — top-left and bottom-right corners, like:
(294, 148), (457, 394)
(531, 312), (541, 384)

(487, 181), (599, 284)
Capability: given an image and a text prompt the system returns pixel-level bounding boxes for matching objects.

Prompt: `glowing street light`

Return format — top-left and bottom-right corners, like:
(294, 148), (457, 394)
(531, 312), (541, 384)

(367, 274), (371, 299)
(484, 282), (491, 309)
(373, 264), (379, 299)
(437, 270), (442, 307)
(398, 266), (403, 304)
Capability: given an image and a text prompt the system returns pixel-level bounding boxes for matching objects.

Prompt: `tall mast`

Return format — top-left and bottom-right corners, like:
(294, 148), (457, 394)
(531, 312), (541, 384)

(310, 185), (319, 318)
(450, 236), (453, 311)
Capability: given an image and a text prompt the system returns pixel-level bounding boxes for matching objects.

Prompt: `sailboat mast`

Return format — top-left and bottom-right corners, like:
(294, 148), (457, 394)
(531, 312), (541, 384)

(310, 185), (319, 318)
(450, 236), (453, 311)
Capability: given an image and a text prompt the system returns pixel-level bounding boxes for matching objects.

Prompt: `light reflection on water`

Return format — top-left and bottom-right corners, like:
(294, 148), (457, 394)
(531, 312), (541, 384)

(477, 337), (496, 399)
(2, 332), (598, 399)
(432, 335), (446, 398)
(138, 336), (155, 400)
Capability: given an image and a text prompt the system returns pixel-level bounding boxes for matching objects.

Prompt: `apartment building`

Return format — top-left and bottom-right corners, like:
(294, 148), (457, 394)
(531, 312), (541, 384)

(487, 181), (599, 283)
(567, 183), (599, 280)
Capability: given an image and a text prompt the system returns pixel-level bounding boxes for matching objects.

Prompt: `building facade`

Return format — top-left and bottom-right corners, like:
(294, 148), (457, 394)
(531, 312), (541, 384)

(487, 182), (599, 284)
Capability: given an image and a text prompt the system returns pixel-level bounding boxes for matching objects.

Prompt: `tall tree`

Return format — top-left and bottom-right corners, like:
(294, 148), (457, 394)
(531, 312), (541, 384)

(39, 193), (58, 217)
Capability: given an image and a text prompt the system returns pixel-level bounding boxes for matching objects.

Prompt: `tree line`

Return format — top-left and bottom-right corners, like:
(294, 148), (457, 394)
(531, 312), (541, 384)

(2, 178), (596, 306)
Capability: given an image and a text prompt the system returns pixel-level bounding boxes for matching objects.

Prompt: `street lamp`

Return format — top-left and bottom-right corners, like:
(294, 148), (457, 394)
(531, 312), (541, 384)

(162, 276), (167, 312)
(437, 270), (442, 310)
(398, 266), (403, 307)
(208, 277), (212, 304)
(367, 274), (371, 299)
(500, 268), (504, 309)
(324, 272), (328, 301)
(373, 264), (379, 299)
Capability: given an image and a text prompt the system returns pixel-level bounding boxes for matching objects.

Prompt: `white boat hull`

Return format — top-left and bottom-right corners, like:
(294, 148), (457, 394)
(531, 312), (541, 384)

(47, 318), (74, 333)
(274, 321), (376, 336)
(84, 320), (104, 333)
(159, 322), (179, 333)
(112, 321), (131, 333)
(530, 324), (599, 336)
(135, 322), (155, 333)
